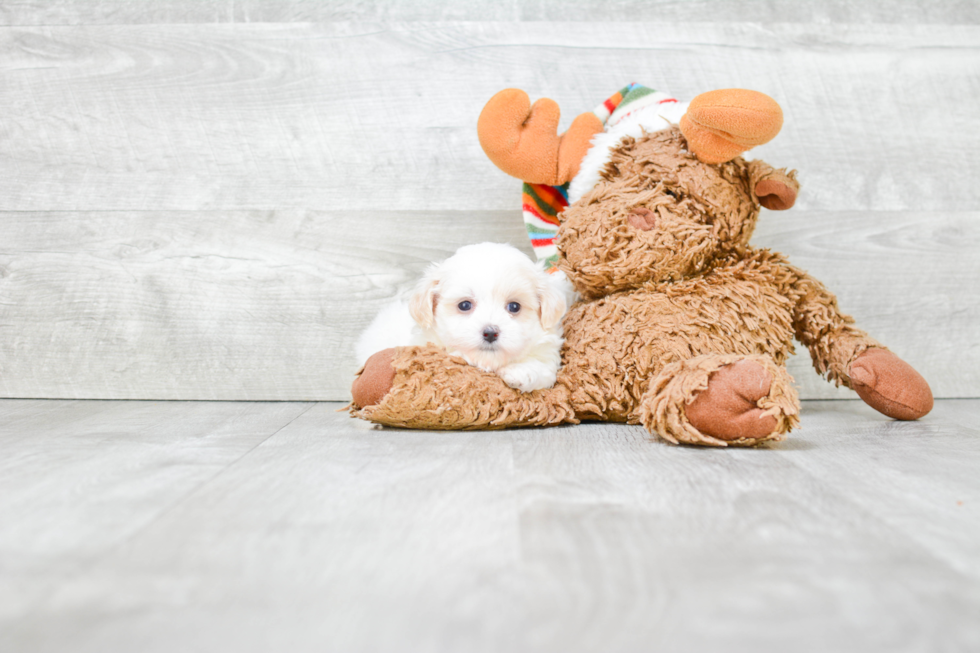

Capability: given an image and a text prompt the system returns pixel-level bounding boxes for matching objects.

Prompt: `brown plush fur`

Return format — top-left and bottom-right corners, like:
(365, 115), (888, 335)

(352, 125), (920, 446)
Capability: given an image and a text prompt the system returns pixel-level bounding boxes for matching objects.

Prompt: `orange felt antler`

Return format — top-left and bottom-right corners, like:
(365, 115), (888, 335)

(477, 89), (604, 186)
(680, 89), (784, 164)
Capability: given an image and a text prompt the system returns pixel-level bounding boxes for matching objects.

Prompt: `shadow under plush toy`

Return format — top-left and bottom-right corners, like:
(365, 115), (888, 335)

(350, 85), (933, 446)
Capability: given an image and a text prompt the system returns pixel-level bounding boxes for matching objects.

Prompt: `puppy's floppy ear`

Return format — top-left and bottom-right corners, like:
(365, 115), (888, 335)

(536, 274), (567, 330)
(409, 263), (441, 329)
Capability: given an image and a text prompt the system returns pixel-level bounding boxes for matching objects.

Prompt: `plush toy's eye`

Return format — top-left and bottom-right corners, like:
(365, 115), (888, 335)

(506, 302), (521, 314)
(458, 300), (473, 312)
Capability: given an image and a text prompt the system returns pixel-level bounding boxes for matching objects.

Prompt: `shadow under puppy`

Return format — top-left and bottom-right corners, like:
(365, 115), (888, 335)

(356, 242), (569, 392)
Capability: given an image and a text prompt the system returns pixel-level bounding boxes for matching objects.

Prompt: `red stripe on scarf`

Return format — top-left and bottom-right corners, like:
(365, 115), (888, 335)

(522, 203), (561, 227)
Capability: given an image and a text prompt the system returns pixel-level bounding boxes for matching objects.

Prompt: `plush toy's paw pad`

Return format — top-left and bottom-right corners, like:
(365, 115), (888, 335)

(351, 348), (398, 408)
(849, 348), (934, 420)
(685, 360), (778, 441)
(680, 89), (783, 164)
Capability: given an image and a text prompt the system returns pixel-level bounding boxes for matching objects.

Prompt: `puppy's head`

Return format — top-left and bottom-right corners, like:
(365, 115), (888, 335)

(409, 242), (566, 371)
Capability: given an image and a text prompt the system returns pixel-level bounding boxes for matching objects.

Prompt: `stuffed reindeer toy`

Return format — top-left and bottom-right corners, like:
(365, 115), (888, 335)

(350, 85), (933, 446)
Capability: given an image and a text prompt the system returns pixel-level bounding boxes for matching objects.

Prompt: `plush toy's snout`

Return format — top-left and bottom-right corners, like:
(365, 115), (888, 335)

(628, 208), (657, 231)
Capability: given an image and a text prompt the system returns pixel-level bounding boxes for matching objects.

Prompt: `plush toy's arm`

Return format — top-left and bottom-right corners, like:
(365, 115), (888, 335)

(777, 263), (933, 419)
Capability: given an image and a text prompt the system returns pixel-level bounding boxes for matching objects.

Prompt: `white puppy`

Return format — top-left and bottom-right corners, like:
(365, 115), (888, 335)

(355, 242), (570, 392)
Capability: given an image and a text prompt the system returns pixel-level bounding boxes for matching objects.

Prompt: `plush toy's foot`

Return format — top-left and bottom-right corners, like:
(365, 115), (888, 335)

(351, 348), (398, 409)
(685, 360), (781, 441)
(848, 348), (934, 420)
(350, 345), (577, 430)
(640, 354), (800, 447)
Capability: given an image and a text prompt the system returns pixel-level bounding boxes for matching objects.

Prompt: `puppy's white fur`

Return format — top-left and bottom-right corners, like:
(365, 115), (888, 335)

(356, 243), (571, 392)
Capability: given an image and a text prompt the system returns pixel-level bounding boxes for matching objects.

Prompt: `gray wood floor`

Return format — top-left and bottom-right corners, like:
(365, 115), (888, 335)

(2, 398), (978, 652)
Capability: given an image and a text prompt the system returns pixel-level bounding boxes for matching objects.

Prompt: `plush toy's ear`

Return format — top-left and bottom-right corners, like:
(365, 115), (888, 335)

(409, 265), (441, 329)
(536, 276), (568, 330)
(478, 88), (604, 186)
(755, 178), (797, 210)
(748, 161), (800, 211)
(680, 89), (784, 164)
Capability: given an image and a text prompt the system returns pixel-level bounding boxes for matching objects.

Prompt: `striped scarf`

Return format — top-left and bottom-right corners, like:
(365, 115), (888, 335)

(521, 83), (677, 271)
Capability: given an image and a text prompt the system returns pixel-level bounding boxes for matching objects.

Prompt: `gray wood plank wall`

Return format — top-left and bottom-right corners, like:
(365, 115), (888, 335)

(1, 4), (978, 400)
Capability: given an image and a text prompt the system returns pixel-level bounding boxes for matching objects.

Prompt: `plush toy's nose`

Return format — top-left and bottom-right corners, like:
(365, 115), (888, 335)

(628, 208), (657, 231)
(482, 326), (500, 343)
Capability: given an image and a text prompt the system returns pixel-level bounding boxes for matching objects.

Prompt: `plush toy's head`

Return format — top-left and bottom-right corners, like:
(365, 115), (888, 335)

(478, 86), (799, 299)
(557, 126), (789, 299)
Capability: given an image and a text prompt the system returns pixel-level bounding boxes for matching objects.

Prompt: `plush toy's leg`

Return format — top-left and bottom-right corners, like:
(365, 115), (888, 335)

(779, 262), (934, 421)
(639, 354), (800, 447)
(350, 346), (577, 430)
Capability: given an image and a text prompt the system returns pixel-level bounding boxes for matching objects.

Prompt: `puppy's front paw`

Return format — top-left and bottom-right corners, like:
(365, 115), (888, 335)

(499, 362), (556, 393)
(499, 368), (535, 392)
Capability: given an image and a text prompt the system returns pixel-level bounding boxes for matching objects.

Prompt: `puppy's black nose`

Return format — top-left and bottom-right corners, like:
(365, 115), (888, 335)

(482, 326), (500, 343)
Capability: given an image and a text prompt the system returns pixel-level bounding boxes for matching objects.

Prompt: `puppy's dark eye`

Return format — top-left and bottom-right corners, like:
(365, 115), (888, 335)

(458, 300), (473, 312)
(506, 302), (521, 314)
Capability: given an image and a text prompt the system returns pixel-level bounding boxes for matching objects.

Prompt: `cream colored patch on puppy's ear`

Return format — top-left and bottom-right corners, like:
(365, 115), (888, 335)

(409, 264), (441, 329)
(536, 276), (567, 330)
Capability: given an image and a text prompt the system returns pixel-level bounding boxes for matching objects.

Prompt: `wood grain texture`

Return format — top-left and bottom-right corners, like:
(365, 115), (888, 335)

(1, 398), (978, 652)
(0, 23), (977, 213)
(0, 399), (313, 621)
(757, 210), (980, 400)
(2, 1), (978, 25)
(0, 209), (528, 399)
(0, 209), (974, 400)
(1, 18), (978, 400)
